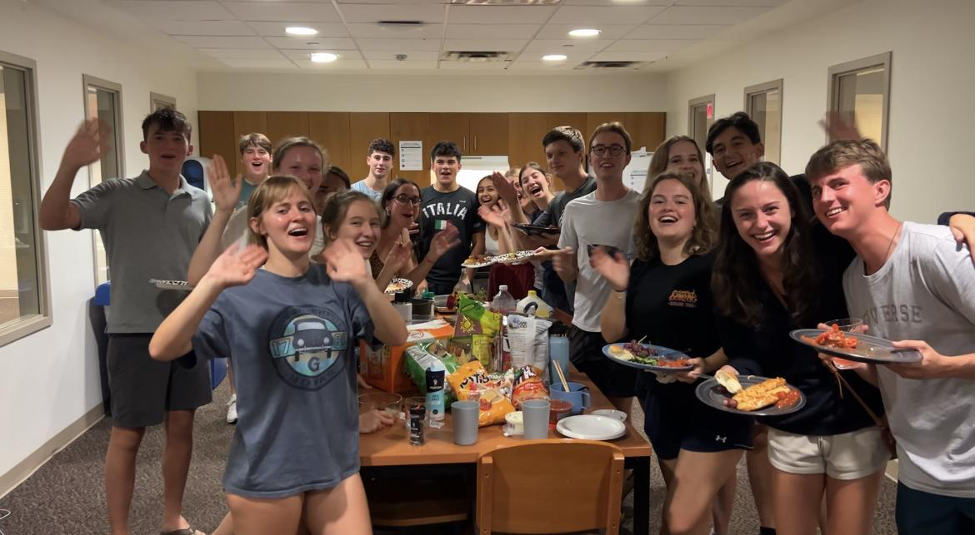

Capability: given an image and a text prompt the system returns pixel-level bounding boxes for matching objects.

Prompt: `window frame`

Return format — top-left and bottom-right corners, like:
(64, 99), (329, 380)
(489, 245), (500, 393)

(0, 49), (52, 347)
(687, 94), (715, 139)
(827, 51), (892, 150)
(150, 92), (176, 112)
(744, 78), (784, 165)
(82, 74), (125, 286)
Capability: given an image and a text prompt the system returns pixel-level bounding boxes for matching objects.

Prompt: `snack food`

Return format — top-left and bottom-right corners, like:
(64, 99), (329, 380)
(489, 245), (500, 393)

(715, 369), (743, 394)
(801, 324), (858, 350)
(509, 365), (549, 407)
(447, 360), (514, 426)
(384, 278), (413, 294)
(729, 377), (794, 412)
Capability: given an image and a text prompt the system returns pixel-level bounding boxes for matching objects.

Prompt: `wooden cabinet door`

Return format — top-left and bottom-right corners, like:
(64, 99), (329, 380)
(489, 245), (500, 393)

(585, 113), (628, 145)
(232, 112), (268, 176)
(428, 113), (470, 155)
(197, 111), (236, 171)
(348, 113), (390, 183)
(309, 112), (351, 176)
(390, 112), (431, 187)
(507, 112), (548, 182)
(624, 112), (666, 153)
(266, 112), (310, 149)
(469, 113), (508, 156)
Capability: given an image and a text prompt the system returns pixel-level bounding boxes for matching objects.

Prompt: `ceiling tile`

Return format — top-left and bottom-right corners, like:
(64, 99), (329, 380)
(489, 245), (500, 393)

(222, 2), (341, 22)
(445, 24), (540, 40)
(346, 23), (443, 39)
(512, 49), (596, 63)
(146, 20), (254, 36)
(524, 39), (613, 52)
(219, 58), (298, 69)
(107, 1), (236, 21)
(508, 61), (576, 71)
(677, 0), (786, 6)
(438, 61), (510, 71)
(589, 50), (667, 62)
(604, 39), (698, 52)
(368, 59), (440, 70)
(355, 38), (443, 51)
(361, 49), (439, 60)
(279, 49), (364, 60)
(625, 24), (729, 39)
(173, 35), (271, 48)
(199, 48), (287, 60)
(293, 59), (370, 70)
(648, 6), (771, 25)
(443, 39), (528, 52)
(246, 21), (349, 38)
(447, 6), (556, 24)
(535, 24), (637, 40)
(561, 1), (671, 5)
(550, 5), (666, 24)
(265, 36), (358, 50)
(338, 4), (445, 23)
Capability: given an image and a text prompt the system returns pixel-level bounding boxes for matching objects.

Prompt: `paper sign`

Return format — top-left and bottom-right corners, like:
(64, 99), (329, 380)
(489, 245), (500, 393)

(399, 140), (423, 171)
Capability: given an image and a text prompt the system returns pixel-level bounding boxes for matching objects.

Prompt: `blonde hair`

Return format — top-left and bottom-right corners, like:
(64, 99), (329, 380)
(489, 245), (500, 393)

(321, 190), (383, 248)
(272, 136), (329, 172)
(246, 176), (315, 248)
(646, 135), (711, 201)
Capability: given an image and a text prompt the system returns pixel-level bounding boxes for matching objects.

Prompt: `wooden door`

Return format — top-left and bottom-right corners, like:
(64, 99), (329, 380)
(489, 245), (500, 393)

(232, 112), (268, 176)
(428, 113), (470, 155)
(348, 113), (391, 183)
(266, 112), (310, 148)
(197, 111), (236, 170)
(507, 112), (549, 186)
(624, 112), (666, 153)
(469, 113), (508, 156)
(309, 112), (351, 176)
(390, 112), (431, 187)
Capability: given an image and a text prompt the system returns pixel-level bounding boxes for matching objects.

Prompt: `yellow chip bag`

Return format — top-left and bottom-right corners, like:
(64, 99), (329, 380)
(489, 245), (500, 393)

(448, 360), (514, 426)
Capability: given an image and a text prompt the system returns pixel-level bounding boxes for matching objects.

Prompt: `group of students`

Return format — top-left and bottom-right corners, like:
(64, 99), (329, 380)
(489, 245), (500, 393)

(36, 106), (972, 535)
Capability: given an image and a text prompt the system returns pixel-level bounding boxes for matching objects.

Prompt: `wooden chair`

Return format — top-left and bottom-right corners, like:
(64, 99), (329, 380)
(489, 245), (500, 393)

(476, 440), (625, 534)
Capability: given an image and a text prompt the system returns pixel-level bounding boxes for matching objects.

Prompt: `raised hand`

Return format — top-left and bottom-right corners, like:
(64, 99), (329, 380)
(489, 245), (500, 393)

(489, 170), (520, 207)
(820, 111), (862, 142)
(478, 204), (506, 229)
(207, 154), (243, 214)
(384, 228), (414, 273)
(323, 238), (371, 287)
(589, 246), (629, 291)
(203, 243), (268, 289)
(427, 221), (461, 261)
(62, 118), (112, 170)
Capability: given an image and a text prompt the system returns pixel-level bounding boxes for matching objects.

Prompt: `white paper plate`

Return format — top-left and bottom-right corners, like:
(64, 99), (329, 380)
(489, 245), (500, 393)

(590, 409), (627, 422)
(556, 414), (626, 441)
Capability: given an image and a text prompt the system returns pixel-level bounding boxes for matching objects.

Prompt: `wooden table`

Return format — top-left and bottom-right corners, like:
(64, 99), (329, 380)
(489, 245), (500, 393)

(360, 369), (653, 535)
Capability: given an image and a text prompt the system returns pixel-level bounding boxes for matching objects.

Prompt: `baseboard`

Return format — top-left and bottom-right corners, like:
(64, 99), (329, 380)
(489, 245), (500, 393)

(0, 403), (104, 499)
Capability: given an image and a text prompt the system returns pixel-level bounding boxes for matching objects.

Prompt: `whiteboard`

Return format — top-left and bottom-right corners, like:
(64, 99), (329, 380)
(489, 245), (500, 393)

(623, 147), (652, 193)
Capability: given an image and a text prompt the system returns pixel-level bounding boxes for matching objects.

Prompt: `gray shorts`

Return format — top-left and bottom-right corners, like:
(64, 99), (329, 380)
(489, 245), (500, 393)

(107, 333), (212, 428)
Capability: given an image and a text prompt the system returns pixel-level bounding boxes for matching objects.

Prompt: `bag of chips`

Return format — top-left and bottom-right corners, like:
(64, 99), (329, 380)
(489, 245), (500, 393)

(454, 294), (501, 369)
(505, 314), (553, 380)
(508, 365), (549, 408)
(448, 360), (514, 426)
(405, 343), (461, 404)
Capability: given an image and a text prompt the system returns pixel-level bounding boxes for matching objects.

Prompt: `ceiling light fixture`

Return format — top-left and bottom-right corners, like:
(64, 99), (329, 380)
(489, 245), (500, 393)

(542, 54), (567, 61)
(286, 26), (318, 36)
(310, 52), (338, 63)
(568, 28), (601, 38)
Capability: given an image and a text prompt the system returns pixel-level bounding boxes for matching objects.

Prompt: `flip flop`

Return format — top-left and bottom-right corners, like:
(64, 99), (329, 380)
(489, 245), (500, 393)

(160, 529), (204, 535)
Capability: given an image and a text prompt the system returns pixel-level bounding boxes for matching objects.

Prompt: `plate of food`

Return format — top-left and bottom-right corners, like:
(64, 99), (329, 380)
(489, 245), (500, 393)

(492, 250), (538, 264)
(384, 278), (413, 295)
(512, 223), (561, 236)
(602, 341), (693, 372)
(461, 255), (494, 268)
(695, 371), (805, 417)
(149, 279), (192, 291)
(789, 327), (922, 364)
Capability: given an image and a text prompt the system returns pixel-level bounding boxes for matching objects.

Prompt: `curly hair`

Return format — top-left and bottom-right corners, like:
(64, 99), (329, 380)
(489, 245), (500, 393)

(633, 172), (717, 262)
(368, 138), (396, 157)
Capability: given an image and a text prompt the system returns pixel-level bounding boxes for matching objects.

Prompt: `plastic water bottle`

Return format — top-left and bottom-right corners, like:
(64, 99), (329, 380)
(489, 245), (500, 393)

(491, 285), (516, 315)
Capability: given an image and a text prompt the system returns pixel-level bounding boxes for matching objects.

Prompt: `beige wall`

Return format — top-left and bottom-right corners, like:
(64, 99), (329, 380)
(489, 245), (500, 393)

(0, 0), (198, 480)
(197, 71), (669, 113)
(664, 0), (974, 222)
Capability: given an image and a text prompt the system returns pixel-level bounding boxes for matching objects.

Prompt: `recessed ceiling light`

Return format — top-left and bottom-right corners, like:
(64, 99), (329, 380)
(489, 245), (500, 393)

(286, 26), (318, 36)
(542, 54), (567, 61)
(568, 28), (601, 38)
(310, 52), (338, 63)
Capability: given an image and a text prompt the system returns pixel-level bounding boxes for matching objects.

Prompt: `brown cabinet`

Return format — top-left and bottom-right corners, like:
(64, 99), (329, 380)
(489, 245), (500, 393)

(309, 112), (351, 176)
(347, 112), (391, 183)
(468, 113), (508, 156)
(197, 111), (236, 171)
(266, 112), (310, 149)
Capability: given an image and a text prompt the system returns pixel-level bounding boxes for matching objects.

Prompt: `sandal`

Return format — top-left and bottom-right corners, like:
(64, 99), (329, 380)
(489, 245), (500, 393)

(160, 529), (205, 535)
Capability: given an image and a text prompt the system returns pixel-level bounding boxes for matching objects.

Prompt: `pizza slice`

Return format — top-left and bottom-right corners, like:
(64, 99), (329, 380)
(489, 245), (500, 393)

(732, 377), (791, 411)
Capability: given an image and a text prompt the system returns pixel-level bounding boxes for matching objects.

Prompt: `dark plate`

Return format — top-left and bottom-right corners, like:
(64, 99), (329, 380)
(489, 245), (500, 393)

(789, 329), (923, 364)
(512, 223), (561, 235)
(695, 375), (806, 417)
(601, 343), (693, 372)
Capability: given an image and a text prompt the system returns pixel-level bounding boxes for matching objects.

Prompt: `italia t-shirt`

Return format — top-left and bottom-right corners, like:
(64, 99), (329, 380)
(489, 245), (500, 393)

(419, 185), (483, 289)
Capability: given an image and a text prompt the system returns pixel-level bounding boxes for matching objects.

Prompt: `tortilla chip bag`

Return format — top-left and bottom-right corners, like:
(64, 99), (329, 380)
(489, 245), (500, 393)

(448, 360), (514, 426)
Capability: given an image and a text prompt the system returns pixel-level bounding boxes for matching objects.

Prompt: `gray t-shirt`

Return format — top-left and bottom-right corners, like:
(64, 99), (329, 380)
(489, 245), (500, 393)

(351, 179), (383, 201)
(557, 188), (641, 332)
(72, 172), (211, 333)
(192, 263), (373, 498)
(533, 174), (596, 228)
(843, 222), (975, 498)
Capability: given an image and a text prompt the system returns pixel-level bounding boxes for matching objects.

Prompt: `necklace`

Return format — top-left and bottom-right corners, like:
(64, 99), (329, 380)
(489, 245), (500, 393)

(882, 222), (903, 264)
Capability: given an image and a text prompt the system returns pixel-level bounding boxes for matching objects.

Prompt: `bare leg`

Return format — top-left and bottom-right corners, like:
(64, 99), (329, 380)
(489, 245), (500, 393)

(161, 409), (196, 531)
(667, 450), (743, 535)
(211, 512), (234, 535)
(825, 471), (884, 535)
(303, 473), (372, 535)
(818, 493), (828, 533)
(711, 471), (738, 535)
(747, 425), (777, 530)
(607, 396), (633, 414)
(657, 458), (677, 534)
(771, 469), (824, 535)
(226, 493), (303, 535)
(106, 426), (146, 535)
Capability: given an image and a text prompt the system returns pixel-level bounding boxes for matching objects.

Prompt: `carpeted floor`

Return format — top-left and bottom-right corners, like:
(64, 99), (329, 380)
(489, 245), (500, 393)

(0, 382), (897, 534)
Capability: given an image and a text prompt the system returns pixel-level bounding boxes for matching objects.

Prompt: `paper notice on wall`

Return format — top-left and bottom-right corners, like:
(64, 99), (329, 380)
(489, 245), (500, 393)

(400, 140), (423, 171)
(623, 149), (652, 193)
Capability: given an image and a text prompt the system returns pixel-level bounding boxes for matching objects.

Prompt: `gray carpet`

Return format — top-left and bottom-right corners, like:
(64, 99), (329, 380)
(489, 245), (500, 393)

(0, 383), (896, 534)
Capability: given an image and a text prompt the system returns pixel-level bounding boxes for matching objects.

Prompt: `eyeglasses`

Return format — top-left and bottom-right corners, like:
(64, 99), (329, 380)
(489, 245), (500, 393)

(591, 144), (626, 157)
(393, 194), (421, 206)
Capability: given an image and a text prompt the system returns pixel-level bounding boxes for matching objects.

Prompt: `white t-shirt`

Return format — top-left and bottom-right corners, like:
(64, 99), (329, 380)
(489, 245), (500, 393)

(557, 189), (641, 332)
(221, 206), (324, 258)
(843, 222), (975, 498)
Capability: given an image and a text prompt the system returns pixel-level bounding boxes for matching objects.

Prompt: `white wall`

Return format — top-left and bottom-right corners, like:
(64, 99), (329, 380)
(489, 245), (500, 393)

(197, 71), (668, 112)
(664, 0), (974, 223)
(0, 0), (198, 480)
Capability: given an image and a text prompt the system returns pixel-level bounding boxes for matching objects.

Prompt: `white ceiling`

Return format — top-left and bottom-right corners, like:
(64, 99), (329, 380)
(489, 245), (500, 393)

(58, 0), (827, 74)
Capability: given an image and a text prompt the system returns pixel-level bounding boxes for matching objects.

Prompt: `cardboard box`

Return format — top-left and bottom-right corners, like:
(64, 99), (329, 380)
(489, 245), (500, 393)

(360, 319), (455, 393)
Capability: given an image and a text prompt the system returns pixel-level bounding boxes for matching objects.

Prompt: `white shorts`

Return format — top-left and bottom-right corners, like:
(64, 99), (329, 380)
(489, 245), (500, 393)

(767, 426), (889, 480)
